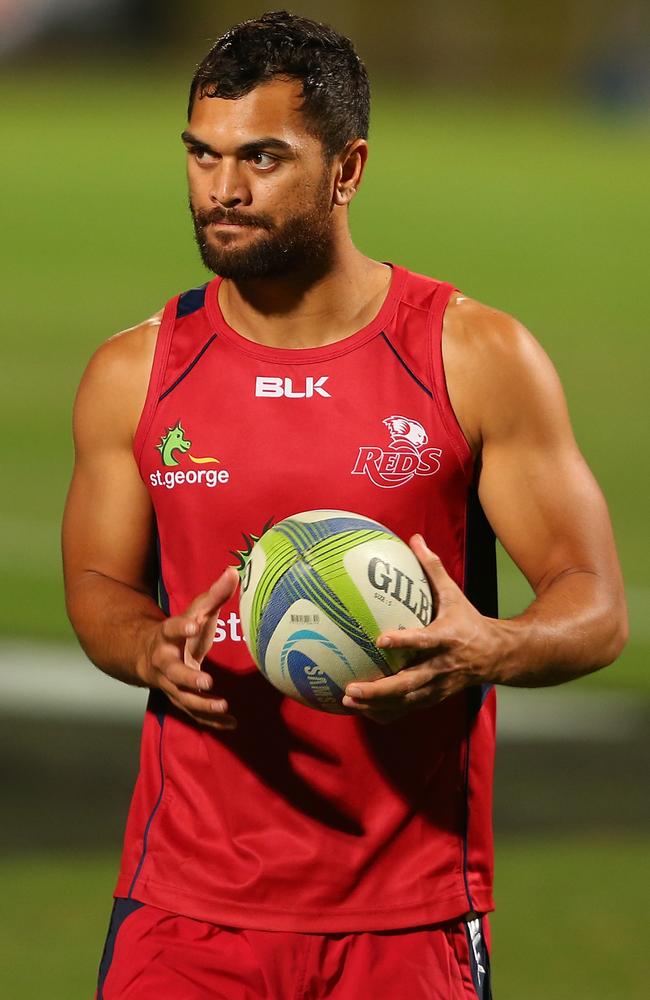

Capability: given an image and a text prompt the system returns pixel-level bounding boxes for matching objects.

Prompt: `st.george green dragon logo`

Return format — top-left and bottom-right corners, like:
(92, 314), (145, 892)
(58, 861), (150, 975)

(156, 420), (219, 467)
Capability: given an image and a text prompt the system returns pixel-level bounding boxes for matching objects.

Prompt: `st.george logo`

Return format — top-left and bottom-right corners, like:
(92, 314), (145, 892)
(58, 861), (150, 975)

(156, 420), (218, 467)
(150, 420), (229, 489)
(352, 415), (442, 489)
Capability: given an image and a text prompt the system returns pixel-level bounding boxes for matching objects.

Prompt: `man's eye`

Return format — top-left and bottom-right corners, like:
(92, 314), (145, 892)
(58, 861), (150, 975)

(193, 149), (217, 164)
(250, 152), (276, 169)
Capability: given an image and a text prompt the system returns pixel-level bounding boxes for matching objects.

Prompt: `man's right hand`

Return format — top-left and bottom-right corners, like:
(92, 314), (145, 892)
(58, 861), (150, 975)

(140, 567), (240, 730)
(63, 323), (246, 725)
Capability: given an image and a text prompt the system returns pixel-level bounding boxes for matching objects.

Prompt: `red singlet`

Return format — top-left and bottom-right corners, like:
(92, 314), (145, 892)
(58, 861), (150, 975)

(116, 264), (497, 932)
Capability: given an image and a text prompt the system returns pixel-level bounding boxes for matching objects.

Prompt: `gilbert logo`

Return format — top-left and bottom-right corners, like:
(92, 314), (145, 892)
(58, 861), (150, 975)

(352, 415), (442, 489)
(255, 376), (330, 398)
(150, 420), (229, 490)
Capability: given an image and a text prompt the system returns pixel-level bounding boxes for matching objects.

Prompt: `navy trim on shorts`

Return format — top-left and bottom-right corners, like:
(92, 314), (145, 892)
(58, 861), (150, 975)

(97, 898), (145, 998)
(176, 283), (208, 319)
(159, 334), (218, 402)
(464, 916), (493, 1000)
(380, 332), (433, 398)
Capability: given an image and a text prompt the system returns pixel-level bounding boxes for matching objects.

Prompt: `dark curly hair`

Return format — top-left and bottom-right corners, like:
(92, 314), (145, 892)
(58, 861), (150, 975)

(188, 10), (370, 160)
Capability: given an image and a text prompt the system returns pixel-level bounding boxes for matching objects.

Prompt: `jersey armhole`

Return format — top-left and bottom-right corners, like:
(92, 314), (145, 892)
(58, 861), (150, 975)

(132, 295), (179, 469)
(427, 283), (474, 480)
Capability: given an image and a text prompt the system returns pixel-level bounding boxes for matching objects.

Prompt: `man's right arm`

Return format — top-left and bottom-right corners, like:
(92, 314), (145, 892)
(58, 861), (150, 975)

(62, 317), (238, 729)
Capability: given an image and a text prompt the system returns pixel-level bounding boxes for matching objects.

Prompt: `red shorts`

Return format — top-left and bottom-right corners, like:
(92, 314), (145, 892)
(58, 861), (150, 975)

(97, 899), (492, 999)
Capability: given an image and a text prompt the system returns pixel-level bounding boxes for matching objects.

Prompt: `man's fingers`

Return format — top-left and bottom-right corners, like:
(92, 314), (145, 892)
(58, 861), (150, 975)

(159, 567), (239, 645)
(185, 607), (227, 666)
(160, 615), (200, 642)
(180, 568), (240, 666)
(165, 690), (238, 730)
(186, 567), (239, 621)
(163, 658), (214, 693)
(344, 663), (433, 703)
(158, 674), (238, 729)
(345, 694), (444, 723)
(158, 568), (239, 669)
(168, 688), (236, 723)
(409, 534), (460, 605)
(376, 538), (462, 650)
(377, 625), (446, 651)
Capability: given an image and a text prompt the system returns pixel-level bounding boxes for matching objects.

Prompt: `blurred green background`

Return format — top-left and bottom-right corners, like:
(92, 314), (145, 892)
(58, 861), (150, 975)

(0, 1), (648, 998)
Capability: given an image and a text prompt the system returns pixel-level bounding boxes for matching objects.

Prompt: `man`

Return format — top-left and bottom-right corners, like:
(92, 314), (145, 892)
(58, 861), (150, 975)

(63, 11), (627, 999)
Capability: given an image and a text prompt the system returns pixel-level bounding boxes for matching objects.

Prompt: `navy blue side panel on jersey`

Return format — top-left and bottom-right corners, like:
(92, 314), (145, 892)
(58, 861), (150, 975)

(148, 523), (171, 722)
(97, 898), (145, 998)
(176, 283), (208, 318)
(380, 332), (433, 398)
(461, 487), (498, 911)
(159, 334), (218, 401)
(464, 486), (498, 708)
(146, 687), (168, 721)
(128, 717), (166, 897)
(464, 486), (497, 617)
(465, 916), (493, 999)
(155, 527), (171, 616)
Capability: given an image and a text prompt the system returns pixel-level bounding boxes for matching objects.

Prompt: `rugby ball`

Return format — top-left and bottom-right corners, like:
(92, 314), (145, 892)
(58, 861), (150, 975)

(238, 510), (433, 713)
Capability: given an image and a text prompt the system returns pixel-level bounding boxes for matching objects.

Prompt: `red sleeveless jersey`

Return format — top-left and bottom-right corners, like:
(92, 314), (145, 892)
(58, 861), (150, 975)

(115, 264), (497, 931)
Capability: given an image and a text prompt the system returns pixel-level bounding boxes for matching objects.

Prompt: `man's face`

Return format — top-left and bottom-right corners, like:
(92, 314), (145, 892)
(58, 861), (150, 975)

(184, 78), (336, 279)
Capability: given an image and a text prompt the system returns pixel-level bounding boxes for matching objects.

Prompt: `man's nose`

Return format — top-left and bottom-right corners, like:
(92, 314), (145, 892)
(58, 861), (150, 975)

(209, 161), (251, 208)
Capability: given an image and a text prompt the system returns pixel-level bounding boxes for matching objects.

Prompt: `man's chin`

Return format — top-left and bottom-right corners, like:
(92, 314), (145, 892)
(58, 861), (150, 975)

(199, 251), (280, 280)
(195, 227), (269, 274)
(193, 211), (335, 280)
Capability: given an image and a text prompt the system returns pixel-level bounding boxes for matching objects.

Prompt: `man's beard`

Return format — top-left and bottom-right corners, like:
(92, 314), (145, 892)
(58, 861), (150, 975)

(191, 182), (335, 280)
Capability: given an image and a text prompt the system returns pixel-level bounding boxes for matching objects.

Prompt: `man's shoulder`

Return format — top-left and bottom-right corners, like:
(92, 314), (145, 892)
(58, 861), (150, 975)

(440, 292), (561, 451)
(75, 310), (164, 440)
(101, 309), (164, 365)
(397, 268), (521, 346)
(83, 309), (162, 387)
(444, 293), (540, 372)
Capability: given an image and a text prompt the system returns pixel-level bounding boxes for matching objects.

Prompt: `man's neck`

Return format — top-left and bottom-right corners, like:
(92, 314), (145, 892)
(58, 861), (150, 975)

(217, 248), (392, 350)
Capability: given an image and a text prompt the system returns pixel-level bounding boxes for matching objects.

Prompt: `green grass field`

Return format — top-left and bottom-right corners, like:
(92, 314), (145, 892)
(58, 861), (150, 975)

(1, 840), (647, 999)
(0, 70), (648, 997)
(1, 70), (647, 689)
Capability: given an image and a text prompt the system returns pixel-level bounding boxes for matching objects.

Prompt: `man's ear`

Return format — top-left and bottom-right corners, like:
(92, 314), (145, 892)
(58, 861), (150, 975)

(333, 139), (368, 206)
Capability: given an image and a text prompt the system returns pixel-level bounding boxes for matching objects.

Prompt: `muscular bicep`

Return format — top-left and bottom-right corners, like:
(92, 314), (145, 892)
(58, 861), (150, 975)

(476, 326), (621, 596)
(479, 426), (617, 597)
(62, 327), (158, 600)
(63, 438), (156, 596)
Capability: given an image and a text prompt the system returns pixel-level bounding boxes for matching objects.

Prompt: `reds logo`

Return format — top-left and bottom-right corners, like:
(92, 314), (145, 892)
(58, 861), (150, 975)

(351, 416), (442, 489)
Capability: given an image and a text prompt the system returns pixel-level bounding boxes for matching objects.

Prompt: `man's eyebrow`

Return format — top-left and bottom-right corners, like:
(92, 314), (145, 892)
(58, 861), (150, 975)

(180, 130), (293, 156)
(239, 138), (293, 156)
(181, 130), (213, 151)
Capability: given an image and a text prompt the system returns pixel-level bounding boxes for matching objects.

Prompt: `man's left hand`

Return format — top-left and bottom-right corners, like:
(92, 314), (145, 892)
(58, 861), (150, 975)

(342, 534), (502, 723)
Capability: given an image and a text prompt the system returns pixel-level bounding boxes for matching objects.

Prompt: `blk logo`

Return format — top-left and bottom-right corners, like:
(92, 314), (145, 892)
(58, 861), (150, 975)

(255, 376), (331, 398)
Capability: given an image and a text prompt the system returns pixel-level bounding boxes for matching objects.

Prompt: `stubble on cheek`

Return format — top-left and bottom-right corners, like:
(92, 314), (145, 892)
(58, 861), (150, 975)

(188, 164), (335, 279)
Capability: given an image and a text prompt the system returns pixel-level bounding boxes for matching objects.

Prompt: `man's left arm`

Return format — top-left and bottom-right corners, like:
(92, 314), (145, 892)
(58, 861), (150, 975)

(342, 305), (628, 719)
